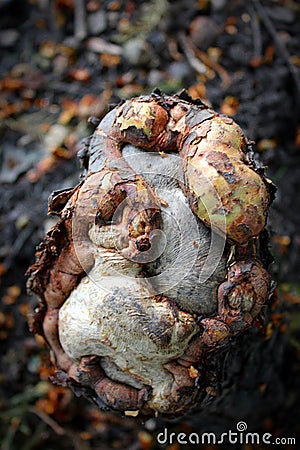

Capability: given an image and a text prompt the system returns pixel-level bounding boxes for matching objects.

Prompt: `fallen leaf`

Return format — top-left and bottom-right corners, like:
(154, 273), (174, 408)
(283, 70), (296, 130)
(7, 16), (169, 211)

(68, 68), (91, 82)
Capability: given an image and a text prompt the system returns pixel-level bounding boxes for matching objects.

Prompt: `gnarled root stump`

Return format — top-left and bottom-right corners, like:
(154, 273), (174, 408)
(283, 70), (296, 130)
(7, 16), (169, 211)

(27, 90), (274, 417)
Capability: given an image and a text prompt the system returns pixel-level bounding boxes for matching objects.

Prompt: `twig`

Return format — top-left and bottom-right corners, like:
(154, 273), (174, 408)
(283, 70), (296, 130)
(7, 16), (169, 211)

(48, 0), (62, 42)
(2, 224), (35, 275)
(251, 0), (300, 97)
(1, 418), (20, 450)
(178, 32), (207, 75)
(179, 32), (231, 88)
(74, 0), (87, 40)
(192, 47), (231, 89)
(29, 406), (91, 450)
(86, 37), (123, 56)
(248, 3), (263, 62)
(22, 421), (47, 450)
(29, 406), (66, 435)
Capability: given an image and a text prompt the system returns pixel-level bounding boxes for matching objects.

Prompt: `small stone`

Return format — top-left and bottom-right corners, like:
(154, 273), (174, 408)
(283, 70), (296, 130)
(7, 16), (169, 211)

(88, 10), (107, 35)
(148, 69), (164, 87)
(189, 16), (220, 49)
(168, 61), (190, 81)
(53, 54), (69, 75)
(123, 38), (147, 66)
(44, 124), (69, 153)
(211, 0), (227, 11)
(0, 146), (36, 183)
(15, 214), (30, 230)
(0, 29), (19, 47)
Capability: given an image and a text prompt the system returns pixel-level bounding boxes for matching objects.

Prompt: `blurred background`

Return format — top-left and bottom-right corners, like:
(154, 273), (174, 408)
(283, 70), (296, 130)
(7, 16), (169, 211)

(0, 0), (299, 448)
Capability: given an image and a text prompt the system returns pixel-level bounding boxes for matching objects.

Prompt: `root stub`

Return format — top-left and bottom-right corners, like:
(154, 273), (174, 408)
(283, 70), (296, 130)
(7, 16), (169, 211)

(27, 90), (274, 416)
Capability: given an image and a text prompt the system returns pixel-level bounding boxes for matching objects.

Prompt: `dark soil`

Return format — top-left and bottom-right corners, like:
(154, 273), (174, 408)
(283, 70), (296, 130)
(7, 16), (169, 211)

(0, 1), (300, 449)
